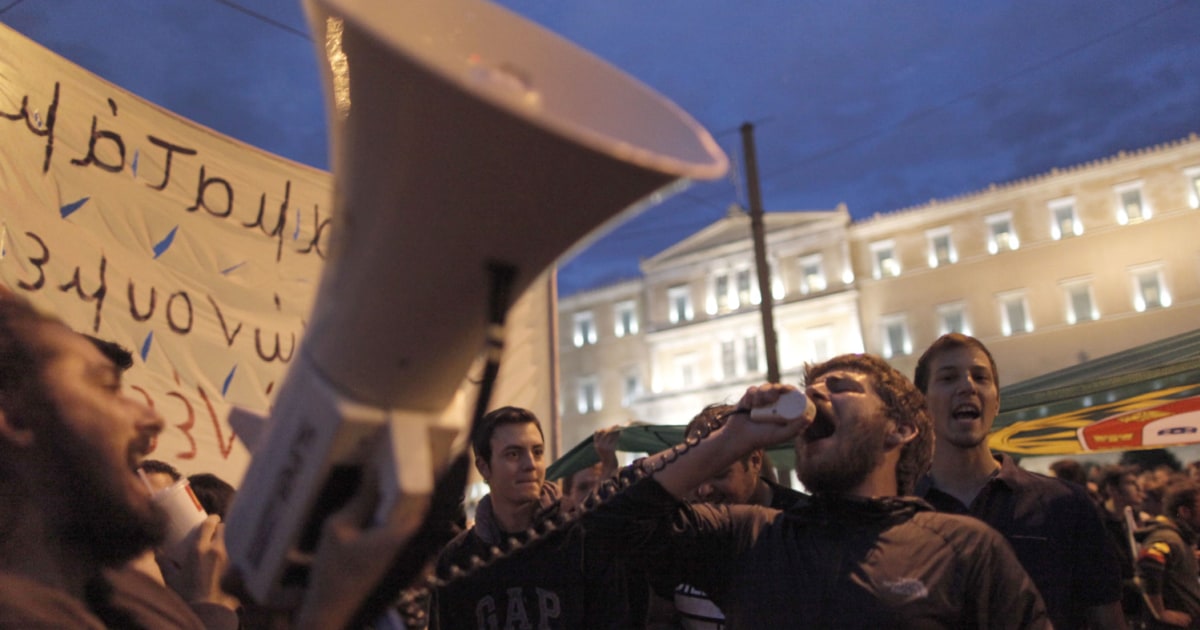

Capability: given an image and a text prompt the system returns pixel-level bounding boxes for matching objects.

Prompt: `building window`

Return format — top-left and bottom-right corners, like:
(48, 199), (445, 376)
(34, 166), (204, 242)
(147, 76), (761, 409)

(870, 240), (900, 279)
(1186, 166), (1200, 210)
(577, 377), (601, 414)
(799, 254), (826, 294)
(986, 212), (1019, 254)
(613, 300), (638, 337)
(998, 291), (1032, 336)
(711, 273), (731, 314)
(668, 285), (693, 324)
(808, 326), (834, 363)
(736, 269), (756, 307)
(572, 312), (596, 347)
(770, 261), (785, 300)
(1049, 198), (1082, 240)
(720, 339), (737, 380)
(1115, 181), (1151, 225)
(926, 227), (956, 268)
(743, 335), (761, 374)
(880, 314), (911, 359)
(674, 354), (699, 389)
(1062, 280), (1098, 325)
(936, 302), (971, 336)
(621, 372), (642, 407)
(1131, 265), (1172, 312)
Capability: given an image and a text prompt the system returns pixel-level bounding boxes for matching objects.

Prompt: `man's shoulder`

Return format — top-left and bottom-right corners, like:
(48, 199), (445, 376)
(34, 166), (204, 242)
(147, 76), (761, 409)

(907, 509), (1015, 549)
(0, 571), (106, 629)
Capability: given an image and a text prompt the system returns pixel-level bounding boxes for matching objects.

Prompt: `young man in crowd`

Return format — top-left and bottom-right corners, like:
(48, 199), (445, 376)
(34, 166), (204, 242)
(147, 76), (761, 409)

(1137, 479), (1200, 626)
(433, 406), (634, 628)
(1097, 465), (1148, 622)
(914, 333), (1126, 630)
(583, 353), (1048, 627)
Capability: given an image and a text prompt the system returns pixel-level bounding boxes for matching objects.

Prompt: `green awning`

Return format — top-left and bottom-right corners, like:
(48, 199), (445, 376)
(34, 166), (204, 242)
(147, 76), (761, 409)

(547, 423), (797, 481)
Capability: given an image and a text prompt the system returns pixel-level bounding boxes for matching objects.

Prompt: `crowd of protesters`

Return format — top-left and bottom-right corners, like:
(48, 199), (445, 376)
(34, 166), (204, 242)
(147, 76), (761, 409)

(4, 285), (1200, 629)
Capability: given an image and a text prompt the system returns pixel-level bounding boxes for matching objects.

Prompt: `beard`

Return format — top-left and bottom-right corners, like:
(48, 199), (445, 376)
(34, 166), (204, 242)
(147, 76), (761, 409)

(797, 420), (888, 496)
(29, 394), (167, 567)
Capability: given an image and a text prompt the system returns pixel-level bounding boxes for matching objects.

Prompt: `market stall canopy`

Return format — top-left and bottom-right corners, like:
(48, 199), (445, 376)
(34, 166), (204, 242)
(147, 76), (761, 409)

(990, 328), (1200, 456)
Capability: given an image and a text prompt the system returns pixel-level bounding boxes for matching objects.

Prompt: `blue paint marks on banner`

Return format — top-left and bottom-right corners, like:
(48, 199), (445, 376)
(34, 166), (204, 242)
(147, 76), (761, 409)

(294, 209), (301, 240)
(132, 149), (139, 177)
(222, 364), (237, 397)
(220, 261), (246, 275)
(60, 197), (89, 218)
(140, 331), (153, 362)
(153, 226), (179, 258)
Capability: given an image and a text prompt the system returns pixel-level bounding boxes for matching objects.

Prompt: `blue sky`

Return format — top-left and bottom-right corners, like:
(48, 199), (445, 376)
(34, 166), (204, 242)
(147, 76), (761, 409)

(3, 0), (1198, 295)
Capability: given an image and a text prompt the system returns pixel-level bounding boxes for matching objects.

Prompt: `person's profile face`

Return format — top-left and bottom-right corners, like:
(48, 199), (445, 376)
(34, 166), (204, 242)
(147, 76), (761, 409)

(923, 346), (999, 450)
(29, 322), (167, 563)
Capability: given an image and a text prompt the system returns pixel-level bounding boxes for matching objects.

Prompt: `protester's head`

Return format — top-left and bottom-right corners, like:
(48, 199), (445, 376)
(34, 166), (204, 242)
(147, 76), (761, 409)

(1049, 458), (1087, 488)
(685, 403), (763, 504)
(914, 333), (1000, 451)
(1098, 465), (1143, 510)
(473, 406), (546, 505)
(188, 472), (236, 519)
(561, 463), (603, 513)
(0, 294), (166, 567)
(1163, 480), (1200, 529)
(800, 353), (931, 496)
(140, 458), (181, 492)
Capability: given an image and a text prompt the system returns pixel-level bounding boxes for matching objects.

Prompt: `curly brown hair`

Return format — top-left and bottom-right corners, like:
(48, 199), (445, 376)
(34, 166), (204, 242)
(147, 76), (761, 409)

(804, 353), (933, 495)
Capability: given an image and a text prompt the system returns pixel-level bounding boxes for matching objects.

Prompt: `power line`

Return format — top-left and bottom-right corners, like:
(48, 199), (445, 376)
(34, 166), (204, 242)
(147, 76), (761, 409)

(208, 0), (310, 41)
(0, 0), (28, 17)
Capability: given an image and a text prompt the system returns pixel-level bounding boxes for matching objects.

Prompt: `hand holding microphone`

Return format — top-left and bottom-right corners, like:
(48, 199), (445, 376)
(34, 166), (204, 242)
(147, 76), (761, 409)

(731, 385), (816, 450)
(748, 390), (816, 425)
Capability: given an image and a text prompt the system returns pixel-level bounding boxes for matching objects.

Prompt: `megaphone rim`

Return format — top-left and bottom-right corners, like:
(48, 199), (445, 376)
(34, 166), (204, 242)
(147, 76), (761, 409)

(311, 0), (729, 182)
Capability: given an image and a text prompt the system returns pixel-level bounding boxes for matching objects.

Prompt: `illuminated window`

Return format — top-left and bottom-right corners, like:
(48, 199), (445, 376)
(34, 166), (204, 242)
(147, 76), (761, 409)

(1115, 181), (1151, 225)
(736, 269), (755, 307)
(1130, 265), (1171, 312)
(621, 372), (642, 406)
(880, 314), (912, 358)
(936, 302), (971, 336)
(674, 354), (699, 389)
(870, 240), (900, 278)
(613, 301), (638, 337)
(668, 285), (693, 324)
(577, 377), (601, 414)
(926, 227), (956, 268)
(743, 334), (761, 373)
(1049, 198), (1082, 240)
(1185, 166), (1200, 209)
(711, 273), (731, 314)
(808, 326), (834, 363)
(720, 339), (737, 380)
(1061, 280), (1098, 324)
(572, 311), (596, 347)
(986, 212), (1019, 254)
(799, 254), (826, 294)
(998, 291), (1032, 336)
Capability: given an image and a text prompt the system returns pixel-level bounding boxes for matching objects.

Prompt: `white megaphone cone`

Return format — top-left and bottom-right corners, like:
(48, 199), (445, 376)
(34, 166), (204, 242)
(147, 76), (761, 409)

(224, 0), (727, 608)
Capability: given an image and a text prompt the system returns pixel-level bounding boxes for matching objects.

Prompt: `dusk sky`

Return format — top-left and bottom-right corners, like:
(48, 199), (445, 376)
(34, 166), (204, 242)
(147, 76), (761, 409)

(3, 0), (1198, 295)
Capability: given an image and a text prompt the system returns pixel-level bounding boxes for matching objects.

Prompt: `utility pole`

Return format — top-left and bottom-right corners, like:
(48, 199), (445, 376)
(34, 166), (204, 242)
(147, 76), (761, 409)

(741, 122), (781, 384)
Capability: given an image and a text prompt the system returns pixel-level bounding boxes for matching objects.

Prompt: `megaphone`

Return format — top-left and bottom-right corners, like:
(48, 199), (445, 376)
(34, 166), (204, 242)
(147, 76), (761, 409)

(223, 0), (728, 608)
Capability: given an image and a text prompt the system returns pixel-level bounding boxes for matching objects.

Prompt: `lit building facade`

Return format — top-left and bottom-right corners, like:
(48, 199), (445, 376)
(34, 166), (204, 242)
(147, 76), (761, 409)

(557, 134), (1200, 448)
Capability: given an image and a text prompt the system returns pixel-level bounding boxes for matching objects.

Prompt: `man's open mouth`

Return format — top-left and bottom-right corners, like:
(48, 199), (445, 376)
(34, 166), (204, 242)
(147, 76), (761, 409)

(952, 403), (982, 421)
(803, 411), (836, 442)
